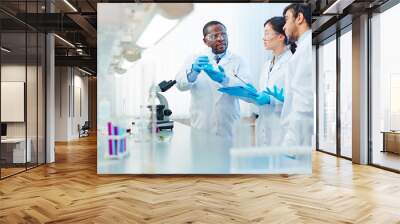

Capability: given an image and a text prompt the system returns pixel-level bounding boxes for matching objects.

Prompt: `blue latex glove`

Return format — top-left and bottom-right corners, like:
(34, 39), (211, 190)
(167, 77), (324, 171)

(203, 64), (226, 83)
(218, 86), (258, 99)
(237, 91), (270, 105)
(238, 96), (256, 103)
(266, 85), (284, 102)
(254, 91), (271, 105)
(192, 56), (210, 74)
(244, 83), (258, 94)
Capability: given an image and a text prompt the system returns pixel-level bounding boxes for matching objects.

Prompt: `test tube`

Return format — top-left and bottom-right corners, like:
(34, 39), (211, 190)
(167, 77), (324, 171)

(107, 122), (113, 155)
(114, 126), (118, 155)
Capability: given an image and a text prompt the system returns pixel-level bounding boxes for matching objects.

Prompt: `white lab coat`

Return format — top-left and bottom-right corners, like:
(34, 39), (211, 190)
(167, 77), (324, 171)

(281, 30), (314, 146)
(175, 50), (249, 140)
(256, 49), (292, 146)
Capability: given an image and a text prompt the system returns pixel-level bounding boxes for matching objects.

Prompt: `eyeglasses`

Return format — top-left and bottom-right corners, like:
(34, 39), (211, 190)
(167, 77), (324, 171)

(206, 32), (227, 41)
(263, 32), (280, 40)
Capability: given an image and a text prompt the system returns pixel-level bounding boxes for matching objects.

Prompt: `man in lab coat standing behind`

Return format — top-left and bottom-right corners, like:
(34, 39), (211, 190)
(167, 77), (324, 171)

(175, 21), (249, 141)
(280, 3), (314, 146)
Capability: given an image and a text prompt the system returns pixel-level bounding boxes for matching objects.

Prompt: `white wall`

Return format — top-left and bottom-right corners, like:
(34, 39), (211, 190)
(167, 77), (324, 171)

(55, 67), (89, 141)
(1, 64), (46, 163)
(1, 65), (26, 139)
(106, 3), (289, 120)
(1, 65), (36, 137)
(72, 73), (89, 138)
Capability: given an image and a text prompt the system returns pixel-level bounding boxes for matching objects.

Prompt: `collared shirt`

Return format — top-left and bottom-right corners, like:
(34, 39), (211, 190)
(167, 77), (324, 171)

(296, 30), (312, 47)
(214, 52), (226, 64)
(268, 46), (290, 73)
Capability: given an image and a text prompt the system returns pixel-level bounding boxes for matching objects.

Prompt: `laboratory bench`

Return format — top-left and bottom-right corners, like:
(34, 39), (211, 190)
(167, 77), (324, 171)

(97, 122), (311, 174)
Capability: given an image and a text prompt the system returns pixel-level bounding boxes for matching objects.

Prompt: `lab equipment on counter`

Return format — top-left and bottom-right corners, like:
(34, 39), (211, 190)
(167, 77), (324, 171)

(157, 129), (174, 143)
(147, 80), (176, 131)
(105, 122), (128, 159)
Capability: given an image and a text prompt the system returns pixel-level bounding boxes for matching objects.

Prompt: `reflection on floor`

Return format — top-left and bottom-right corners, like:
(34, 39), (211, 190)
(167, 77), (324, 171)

(0, 163), (41, 178)
(0, 167), (25, 178)
(0, 135), (400, 223)
(373, 151), (400, 171)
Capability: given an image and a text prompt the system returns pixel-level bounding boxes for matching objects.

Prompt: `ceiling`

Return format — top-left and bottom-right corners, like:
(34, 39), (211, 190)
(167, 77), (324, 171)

(0, 0), (392, 75)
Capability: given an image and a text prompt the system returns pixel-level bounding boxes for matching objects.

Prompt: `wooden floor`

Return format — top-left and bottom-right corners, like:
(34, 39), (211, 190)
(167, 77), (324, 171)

(1, 135), (400, 224)
(373, 151), (400, 171)
(0, 167), (26, 178)
(1, 164), (43, 178)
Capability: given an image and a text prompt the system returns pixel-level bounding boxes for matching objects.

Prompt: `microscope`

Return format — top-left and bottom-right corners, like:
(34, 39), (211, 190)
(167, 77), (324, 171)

(148, 80), (176, 131)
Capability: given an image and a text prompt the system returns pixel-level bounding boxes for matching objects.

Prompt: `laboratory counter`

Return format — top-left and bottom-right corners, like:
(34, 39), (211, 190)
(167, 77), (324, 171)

(97, 122), (311, 174)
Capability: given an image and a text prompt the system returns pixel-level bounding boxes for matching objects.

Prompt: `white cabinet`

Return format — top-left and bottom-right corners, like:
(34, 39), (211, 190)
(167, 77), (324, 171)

(1, 138), (32, 163)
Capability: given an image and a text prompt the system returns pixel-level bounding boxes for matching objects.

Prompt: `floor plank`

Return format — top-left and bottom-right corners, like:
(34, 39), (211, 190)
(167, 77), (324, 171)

(1, 135), (400, 223)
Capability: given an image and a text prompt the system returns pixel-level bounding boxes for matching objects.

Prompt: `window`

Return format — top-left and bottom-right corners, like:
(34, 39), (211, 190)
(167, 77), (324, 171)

(370, 3), (400, 171)
(0, 1), (47, 179)
(317, 36), (337, 154)
(339, 29), (352, 158)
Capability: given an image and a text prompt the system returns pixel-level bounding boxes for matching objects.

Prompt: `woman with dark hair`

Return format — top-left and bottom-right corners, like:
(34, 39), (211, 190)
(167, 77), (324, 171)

(253, 16), (294, 146)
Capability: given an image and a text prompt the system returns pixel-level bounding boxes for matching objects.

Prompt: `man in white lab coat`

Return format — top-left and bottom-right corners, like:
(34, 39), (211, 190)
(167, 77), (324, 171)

(280, 4), (314, 146)
(175, 21), (249, 141)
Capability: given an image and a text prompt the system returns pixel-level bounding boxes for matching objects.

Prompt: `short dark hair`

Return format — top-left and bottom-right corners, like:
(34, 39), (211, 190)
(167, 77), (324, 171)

(283, 3), (312, 28)
(202, 21), (226, 37)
